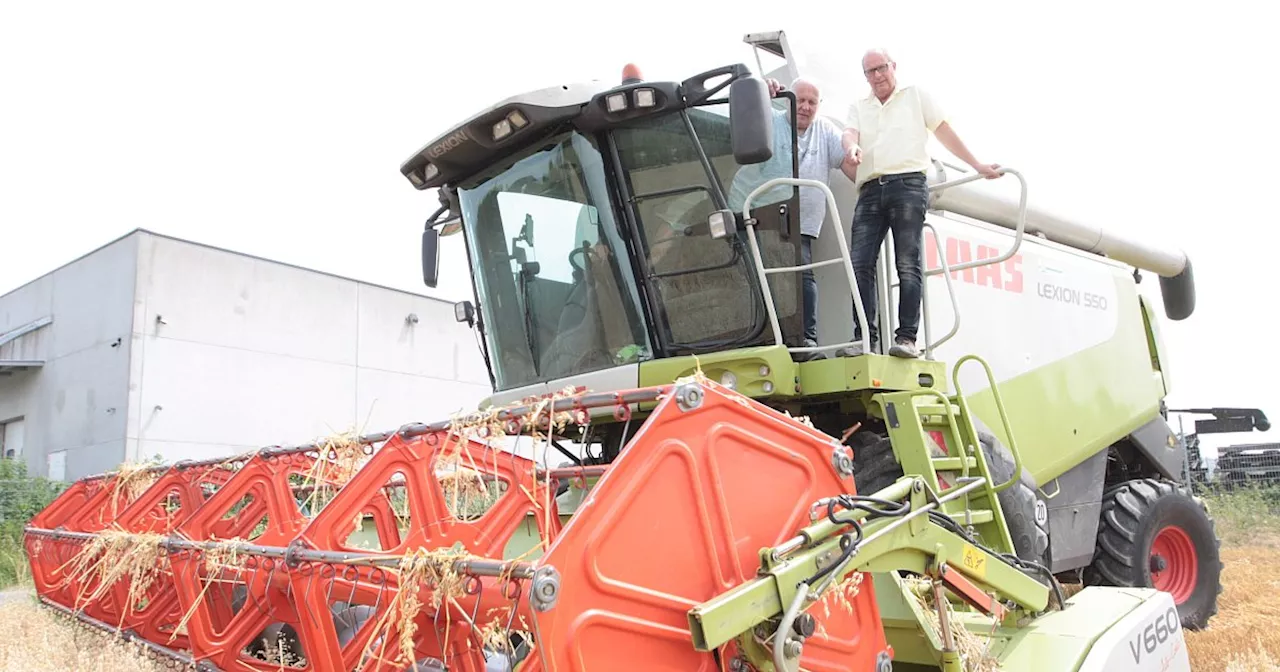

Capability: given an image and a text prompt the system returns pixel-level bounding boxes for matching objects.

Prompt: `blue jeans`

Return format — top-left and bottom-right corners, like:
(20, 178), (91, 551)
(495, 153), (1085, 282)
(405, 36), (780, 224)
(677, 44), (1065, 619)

(849, 173), (929, 346)
(801, 234), (817, 343)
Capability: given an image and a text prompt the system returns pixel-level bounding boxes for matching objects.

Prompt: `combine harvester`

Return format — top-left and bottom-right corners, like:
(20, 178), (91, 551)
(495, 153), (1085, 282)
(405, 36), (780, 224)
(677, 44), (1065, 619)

(25, 30), (1211, 671)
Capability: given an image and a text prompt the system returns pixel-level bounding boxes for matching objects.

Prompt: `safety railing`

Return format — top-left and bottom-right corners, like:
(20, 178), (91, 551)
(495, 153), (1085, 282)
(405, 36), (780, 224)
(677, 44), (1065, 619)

(951, 353), (1024, 494)
(920, 222), (962, 357)
(739, 167), (1027, 361)
(739, 177), (871, 358)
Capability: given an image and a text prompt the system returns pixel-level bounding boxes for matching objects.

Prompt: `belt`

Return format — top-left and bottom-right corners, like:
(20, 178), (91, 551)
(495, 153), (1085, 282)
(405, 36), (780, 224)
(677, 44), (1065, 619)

(861, 171), (926, 190)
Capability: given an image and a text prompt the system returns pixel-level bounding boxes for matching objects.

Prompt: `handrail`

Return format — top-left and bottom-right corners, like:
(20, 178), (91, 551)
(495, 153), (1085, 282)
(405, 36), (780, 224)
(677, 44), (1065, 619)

(883, 167), (1027, 360)
(870, 167), (1027, 361)
(737, 168), (1025, 360)
(951, 354), (1023, 494)
(925, 166), (1028, 276)
(920, 222), (961, 358)
(739, 177), (871, 357)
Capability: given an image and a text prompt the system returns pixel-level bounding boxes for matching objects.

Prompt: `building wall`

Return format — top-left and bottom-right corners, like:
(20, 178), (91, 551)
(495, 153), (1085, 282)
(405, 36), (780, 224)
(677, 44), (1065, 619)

(0, 235), (138, 479)
(126, 232), (492, 466)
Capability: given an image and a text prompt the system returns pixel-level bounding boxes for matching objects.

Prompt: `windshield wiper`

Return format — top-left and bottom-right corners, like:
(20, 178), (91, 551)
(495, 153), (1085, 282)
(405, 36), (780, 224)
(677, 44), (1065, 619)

(517, 265), (540, 377)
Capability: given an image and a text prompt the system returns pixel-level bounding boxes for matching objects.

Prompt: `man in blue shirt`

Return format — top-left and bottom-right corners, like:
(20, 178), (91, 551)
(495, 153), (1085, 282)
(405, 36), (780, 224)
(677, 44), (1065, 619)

(765, 77), (857, 353)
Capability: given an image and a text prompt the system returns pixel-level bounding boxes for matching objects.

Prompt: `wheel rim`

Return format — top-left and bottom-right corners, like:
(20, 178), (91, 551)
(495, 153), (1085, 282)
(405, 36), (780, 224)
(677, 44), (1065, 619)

(1150, 525), (1198, 603)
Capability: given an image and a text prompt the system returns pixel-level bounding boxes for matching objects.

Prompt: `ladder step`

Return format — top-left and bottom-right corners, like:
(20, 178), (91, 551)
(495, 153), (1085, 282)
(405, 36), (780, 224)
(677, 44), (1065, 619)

(763, 257), (844, 275)
(918, 404), (962, 419)
(943, 509), (995, 525)
(933, 458), (977, 471)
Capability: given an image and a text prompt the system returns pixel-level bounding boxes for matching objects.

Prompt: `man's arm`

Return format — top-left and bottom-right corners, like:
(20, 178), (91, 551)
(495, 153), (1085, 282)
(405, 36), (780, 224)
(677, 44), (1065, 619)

(841, 99), (863, 166)
(823, 121), (857, 181)
(838, 153), (859, 182)
(918, 87), (1000, 180)
(841, 128), (861, 162)
(933, 121), (1000, 179)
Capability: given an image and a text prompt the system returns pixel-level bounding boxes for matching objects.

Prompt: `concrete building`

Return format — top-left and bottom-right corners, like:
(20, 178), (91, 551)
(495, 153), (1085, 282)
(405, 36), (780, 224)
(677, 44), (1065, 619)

(0, 229), (492, 482)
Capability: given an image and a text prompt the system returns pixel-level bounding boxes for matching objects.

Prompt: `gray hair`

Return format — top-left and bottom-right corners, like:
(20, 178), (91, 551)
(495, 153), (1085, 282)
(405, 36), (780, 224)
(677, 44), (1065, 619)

(789, 76), (822, 99)
(862, 48), (894, 65)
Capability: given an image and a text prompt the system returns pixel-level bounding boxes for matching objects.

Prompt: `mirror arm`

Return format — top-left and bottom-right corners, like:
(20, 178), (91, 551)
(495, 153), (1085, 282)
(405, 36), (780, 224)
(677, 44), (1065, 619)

(423, 203), (449, 229)
(681, 63), (751, 106)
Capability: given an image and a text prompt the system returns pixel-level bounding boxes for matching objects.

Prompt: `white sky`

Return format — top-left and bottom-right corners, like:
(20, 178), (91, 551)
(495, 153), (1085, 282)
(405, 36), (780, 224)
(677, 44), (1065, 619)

(2, 1), (1276, 456)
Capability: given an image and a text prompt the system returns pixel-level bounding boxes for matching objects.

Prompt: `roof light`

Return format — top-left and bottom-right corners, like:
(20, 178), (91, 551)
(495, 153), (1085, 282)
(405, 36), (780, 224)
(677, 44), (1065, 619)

(493, 118), (513, 141)
(606, 92), (627, 113)
(423, 164), (439, 181)
(408, 170), (424, 187)
(635, 88), (656, 108)
(508, 109), (528, 128)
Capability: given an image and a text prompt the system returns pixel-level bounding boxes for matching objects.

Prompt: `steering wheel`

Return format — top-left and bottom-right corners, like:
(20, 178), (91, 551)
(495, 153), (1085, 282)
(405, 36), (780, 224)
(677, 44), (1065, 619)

(568, 245), (589, 279)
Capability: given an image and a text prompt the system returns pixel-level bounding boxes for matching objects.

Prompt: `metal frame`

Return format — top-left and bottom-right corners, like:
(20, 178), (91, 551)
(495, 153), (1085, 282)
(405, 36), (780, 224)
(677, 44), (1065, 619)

(735, 168), (1027, 362)
(740, 177), (871, 357)
(688, 475), (1051, 672)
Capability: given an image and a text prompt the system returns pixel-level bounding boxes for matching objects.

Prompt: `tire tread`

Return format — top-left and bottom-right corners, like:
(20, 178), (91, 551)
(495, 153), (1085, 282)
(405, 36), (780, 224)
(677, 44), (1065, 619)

(1084, 478), (1223, 630)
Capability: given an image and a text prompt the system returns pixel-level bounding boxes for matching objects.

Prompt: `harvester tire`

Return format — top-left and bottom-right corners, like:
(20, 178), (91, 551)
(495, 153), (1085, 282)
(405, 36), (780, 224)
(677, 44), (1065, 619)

(1084, 478), (1222, 630)
(976, 425), (1051, 567)
(849, 424), (1049, 566)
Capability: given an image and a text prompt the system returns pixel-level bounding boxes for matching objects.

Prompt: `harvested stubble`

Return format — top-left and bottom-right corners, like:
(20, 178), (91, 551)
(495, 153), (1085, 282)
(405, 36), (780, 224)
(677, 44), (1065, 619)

(1185, 543), (1280, 671)
(352, 387), (588, 669)
(901, 575), (1001, 672)
(168, 538), (251, 645)
(359, 545), (476, 670)
(817, 571), (865, 620)
(300, 430), (374, 516)
(476, 606), (532, 659)
(58, 529), (167, 623)
(0, 594), (171, 672)
(104, 459), (163, 522)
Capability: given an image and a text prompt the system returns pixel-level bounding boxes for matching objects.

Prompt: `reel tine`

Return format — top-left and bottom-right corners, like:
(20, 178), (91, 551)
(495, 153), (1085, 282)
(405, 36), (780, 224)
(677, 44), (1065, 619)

(433, 589), (446, 663)
(243, 557), (269, 619)
(320, 561), (338, 609)
(343, 564), (359, 609)
(467, 576), (483, 632)
(261, 557), (280, 619)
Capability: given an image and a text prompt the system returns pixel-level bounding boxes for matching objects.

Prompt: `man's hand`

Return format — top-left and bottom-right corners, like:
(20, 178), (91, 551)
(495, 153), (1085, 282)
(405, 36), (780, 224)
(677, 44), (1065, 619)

(841, 128), (862, 166)
(974, 163), (1002, 179)
(934, 122), (1002, 180)
(839, 155), (859, 182)
(766, 78), (783, 97)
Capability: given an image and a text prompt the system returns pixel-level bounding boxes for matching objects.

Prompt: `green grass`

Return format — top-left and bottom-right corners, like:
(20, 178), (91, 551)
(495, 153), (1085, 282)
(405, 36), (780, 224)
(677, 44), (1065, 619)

(1197, 484), (1280, 546)
(0, 459), (64, 589)
(0, 545), (31, 589)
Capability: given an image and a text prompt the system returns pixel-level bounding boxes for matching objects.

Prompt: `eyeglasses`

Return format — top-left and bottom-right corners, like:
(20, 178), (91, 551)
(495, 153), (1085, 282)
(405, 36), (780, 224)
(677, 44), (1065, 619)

(863, 63), (891, 77)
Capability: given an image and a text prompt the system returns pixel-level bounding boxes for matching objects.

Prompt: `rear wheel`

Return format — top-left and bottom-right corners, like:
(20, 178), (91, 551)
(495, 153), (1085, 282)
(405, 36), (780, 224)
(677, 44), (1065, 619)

(1083, 478), (1222, 630)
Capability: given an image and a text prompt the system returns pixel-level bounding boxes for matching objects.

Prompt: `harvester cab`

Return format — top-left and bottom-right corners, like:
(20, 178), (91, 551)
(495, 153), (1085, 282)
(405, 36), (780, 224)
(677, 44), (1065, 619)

(25, 28), (1211, 672)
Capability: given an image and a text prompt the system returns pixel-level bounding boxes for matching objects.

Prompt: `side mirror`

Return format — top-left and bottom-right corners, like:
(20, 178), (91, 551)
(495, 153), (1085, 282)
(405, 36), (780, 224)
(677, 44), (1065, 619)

(455, 300), (475, 327)
(520, 213), (535, 247)
(728, 76), (774, 165)
(422, 228), (441, 288)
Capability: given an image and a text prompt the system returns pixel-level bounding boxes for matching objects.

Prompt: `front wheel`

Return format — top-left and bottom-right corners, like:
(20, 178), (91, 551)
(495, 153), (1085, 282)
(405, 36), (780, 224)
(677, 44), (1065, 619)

(1083, 478), (1223, 630)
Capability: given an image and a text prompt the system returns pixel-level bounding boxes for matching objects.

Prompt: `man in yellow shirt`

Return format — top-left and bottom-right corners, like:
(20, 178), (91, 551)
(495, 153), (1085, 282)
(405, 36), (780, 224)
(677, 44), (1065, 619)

(837, 48), (1001, 358)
